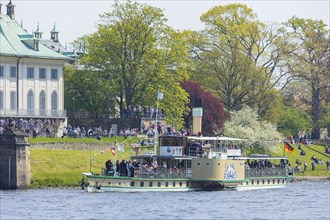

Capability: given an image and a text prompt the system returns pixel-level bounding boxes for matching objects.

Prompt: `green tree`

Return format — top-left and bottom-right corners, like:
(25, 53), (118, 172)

(64, 66), (112, 118)
(278, 106), (312, 138)
(285, 17), (330, 139)
(189, 4), (288, 122)
(82, 1), (191, 127)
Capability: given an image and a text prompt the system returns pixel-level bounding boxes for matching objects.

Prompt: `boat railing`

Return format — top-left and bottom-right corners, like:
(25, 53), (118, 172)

(245, 167), (288, 178)
(135, 168), (192, 179)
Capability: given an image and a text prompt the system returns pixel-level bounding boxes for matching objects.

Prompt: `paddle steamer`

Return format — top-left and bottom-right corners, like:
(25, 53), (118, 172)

(83, 135), (293, 192)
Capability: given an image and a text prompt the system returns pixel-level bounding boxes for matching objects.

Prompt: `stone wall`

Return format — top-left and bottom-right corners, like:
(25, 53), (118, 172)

(0, 127), (30, 190)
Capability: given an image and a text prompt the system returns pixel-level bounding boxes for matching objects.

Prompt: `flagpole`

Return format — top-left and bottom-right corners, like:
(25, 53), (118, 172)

(154, 92), (160, 156)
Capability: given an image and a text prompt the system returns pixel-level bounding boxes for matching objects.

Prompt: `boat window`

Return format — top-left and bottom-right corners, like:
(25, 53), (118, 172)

(246, 181), (248, 185)
(252, 180), (254, 185)
(173, 182), (176, 187)
(197, 162), (201, 166)
(273, 180), (275, 184)
(282, 179), (285, 184)
(268, 180), (270, 184)
(140, 182), (144, 187)
(257, 180), (259, 185)
(277, 179), (280, 184)
(218, 163), (220, 166)
(131, 181), (135, 187)
(119, 182), (121, 185)
(157, 182), (161, 187)
(165, 182), (168, 187)
(262, 180), (265, 184)
(109, 182), (111, 185)
(206, 162), (210, 166)
(179, 182), (182, 187)
(149, 182), (153, 187)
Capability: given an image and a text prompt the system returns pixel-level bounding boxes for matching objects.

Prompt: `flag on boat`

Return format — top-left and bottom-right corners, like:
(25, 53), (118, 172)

(111, 147), (116, 155)
(284, 142), (294, 153)
(157, 91), (163, 100)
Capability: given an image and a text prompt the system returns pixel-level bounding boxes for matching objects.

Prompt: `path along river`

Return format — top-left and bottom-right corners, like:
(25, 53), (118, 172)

(0, 180), (329, 220)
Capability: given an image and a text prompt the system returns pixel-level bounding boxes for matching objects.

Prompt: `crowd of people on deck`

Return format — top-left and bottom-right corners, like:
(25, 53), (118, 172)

(104, 159), (180, 177)
(245, 159), (290, 170)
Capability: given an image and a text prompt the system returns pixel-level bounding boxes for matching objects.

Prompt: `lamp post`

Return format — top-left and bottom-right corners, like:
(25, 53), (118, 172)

(89, 151), (104, 173)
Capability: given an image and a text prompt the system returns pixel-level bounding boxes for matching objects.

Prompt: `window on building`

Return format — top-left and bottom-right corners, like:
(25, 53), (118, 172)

(27, 67), (34, 78)
(51, 69), (58, 80)
(51, 91), (57, 115)
(10, 66), (16, 78)
(0, 66), (4, 77)
(27, 90), (34, 115)
(39, 91), (46, 115)
(0, 91), (3, 110)
(39, 68), (46, 79)
(10, 66), (17, 78)
(10, 91), (16, 110)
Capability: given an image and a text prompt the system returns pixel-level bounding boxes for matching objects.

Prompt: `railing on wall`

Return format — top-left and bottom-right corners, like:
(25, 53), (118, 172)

(0, 109), (67, 118)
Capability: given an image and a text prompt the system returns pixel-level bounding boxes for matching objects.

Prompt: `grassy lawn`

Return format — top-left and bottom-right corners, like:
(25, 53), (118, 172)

(273, 143), (330, 177)
(30, 136), (136, 188)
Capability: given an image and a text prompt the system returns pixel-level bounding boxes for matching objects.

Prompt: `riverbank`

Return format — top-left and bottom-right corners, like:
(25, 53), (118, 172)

(294, 176), (330, 181)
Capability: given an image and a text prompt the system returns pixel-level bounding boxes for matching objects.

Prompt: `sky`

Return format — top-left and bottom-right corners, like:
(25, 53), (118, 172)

(3, 0), (330, 45)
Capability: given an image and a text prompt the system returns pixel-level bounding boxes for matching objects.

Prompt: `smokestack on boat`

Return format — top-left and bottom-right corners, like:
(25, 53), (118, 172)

(192, 99), (203, 136)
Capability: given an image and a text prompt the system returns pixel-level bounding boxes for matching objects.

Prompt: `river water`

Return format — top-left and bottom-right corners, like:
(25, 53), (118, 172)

(1, 180), (329, 220)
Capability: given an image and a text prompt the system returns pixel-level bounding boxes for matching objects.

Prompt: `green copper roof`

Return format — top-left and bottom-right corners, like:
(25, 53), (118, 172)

(0, 14), (71, 60)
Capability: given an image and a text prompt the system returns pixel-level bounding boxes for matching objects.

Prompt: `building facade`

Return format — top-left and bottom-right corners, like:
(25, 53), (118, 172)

(0, 1), (71, 120)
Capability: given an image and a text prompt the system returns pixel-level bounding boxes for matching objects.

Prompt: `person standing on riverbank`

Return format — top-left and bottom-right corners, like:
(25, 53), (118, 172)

(304, 161), (307, 171)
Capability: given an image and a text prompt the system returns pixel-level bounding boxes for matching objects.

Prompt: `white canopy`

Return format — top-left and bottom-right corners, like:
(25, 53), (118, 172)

(187, 136), (247, 141)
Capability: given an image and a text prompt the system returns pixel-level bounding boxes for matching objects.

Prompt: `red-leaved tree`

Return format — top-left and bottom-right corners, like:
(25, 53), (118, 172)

(181, 80), (227, 136)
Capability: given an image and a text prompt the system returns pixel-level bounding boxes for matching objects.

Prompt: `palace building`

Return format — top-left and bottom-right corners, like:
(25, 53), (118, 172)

(0, 1), (72, 124)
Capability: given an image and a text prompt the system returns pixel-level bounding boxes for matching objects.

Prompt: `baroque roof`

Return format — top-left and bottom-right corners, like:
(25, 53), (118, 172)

(0, 13), (71, 60)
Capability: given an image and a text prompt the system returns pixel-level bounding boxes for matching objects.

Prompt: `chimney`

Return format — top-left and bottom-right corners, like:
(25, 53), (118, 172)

(192, 99), (203, 136)
(6, 0), (15, 20)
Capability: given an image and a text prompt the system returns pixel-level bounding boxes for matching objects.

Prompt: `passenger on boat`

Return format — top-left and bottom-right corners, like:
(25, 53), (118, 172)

(115, 160), (120, 176)
(151, 160), (158, 169)
(127, 160), (133, 177)
(162, 162), (167, 169)
(105, 160), (114, 176)
(171, 166), (177, 175)
(130, 160), (139, 177)
(120, 160), (128, 176)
